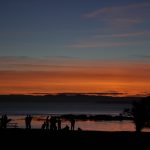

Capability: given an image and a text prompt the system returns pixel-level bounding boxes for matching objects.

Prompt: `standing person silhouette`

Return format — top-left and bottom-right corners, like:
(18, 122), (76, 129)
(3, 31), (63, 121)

(28, 114), (32, 129)
(25, 114), (28, 129)
(3, 114), (8, 128)
(57, 117), (61, 130)
(70, 118), (75, 130)
(45, 116), (49, 130)
(41, 121), (46, 130)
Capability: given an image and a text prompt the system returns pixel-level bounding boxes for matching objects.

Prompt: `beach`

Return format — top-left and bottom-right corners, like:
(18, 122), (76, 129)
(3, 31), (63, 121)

(0, 129), (150, 148)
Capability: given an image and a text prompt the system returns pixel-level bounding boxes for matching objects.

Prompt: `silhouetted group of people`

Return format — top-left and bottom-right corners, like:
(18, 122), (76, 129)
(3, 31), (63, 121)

(41, 116), (62, 130)
(1, 114), (76, 131)
(0, 114), (11, 129)
(41, 116), (76, 131)
(25, 114), (32, 129)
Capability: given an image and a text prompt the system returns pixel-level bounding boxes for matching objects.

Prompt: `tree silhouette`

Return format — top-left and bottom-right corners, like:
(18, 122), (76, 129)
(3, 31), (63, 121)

(132, 96), (150, 132)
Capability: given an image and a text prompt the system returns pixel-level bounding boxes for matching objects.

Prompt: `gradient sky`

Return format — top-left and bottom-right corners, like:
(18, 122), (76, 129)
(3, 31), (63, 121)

(0, 0), (150, 96)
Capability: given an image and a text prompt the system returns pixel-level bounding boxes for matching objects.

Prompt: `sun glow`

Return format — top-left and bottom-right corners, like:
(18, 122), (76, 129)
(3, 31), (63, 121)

(0, 60), (149, 96)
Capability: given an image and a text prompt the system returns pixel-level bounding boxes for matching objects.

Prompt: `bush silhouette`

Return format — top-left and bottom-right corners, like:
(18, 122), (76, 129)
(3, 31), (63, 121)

(132, 97), (150, 132)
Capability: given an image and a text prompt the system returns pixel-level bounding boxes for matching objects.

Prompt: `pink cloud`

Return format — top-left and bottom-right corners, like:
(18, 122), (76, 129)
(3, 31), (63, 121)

(68, 41), (150, 48)
(84, 2), (150, 26)
(68, 42), (128, 48)
(94, 31), (150, 38)
(85, 2), (150, 18)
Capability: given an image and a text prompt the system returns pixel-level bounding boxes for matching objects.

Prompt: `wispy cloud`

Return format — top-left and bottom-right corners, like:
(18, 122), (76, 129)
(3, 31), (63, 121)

(68, 42), (127, 48)
(93, 31), (150, 38)
(0, 56), (109, 71)
(0, 31), (43, 36)
(84, 2), (150, 27)
(68, 40), (150, 48)
(1, 56), (150, 72)
(132, 54), (150, 60)
(85, 3), (150, 17)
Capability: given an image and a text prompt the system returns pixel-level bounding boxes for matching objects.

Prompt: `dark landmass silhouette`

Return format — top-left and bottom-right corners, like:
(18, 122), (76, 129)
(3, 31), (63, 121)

(60, 114), (132, 121)
(0, 94), (141, 103)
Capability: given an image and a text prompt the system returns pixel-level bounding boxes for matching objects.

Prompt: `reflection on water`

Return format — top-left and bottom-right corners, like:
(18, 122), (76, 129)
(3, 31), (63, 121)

(8, 115), (150, 132)
(76, 120), (135, 131)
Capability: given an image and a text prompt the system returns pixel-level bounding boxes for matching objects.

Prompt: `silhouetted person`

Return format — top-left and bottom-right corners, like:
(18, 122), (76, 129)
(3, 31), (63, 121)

(3, 114), (8, 128)
(50, 116), (53, 130)
(57, 117), (61, 130)
(0, 114), (10, 129)
(50, 116), (56, 130)
(45, 116), (49, 130)
(0, 116), (2, 128)
(0, 115), (4, 128)
(70, 118), (75, 130)
(25, 115), (28, 129)
(25, 114), (32, 129)
(63, 125), (69, 131)
(53, 116), (57, 130)
(28, 115), (32, 129)
(78, 127), (82, 131)
(41, 121), (46, 130)
(119, 113), (123, 121)
(50, 116), (58, 131)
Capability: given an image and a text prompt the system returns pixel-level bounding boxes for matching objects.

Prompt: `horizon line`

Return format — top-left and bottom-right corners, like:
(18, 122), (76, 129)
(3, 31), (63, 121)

(0, 92), (149, 98)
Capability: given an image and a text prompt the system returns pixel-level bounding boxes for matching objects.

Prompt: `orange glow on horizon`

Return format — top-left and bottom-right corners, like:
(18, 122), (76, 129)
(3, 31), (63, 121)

(0, 60), (150, 97)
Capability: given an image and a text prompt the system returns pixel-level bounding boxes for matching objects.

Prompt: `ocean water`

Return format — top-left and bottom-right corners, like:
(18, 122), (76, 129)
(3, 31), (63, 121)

(6, 115), (150, 132)
(0, 101), (131, 115)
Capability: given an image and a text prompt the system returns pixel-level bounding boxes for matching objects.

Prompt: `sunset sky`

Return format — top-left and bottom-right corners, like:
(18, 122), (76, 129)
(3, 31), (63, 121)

(0, 0), (150, 96)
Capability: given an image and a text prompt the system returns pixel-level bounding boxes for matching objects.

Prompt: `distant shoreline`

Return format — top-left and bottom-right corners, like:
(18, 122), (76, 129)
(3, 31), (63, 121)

(0, 92), (149, 97)
(3, 113), (133, 121)
(0, 94), (143, 103)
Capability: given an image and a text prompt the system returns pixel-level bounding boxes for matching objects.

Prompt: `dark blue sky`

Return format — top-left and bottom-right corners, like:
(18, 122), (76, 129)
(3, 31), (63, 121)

(0, 0), (150, 60)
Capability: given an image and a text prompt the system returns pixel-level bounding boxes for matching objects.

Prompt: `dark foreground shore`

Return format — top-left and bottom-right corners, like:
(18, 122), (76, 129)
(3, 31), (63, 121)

(0, 129), (150, 148)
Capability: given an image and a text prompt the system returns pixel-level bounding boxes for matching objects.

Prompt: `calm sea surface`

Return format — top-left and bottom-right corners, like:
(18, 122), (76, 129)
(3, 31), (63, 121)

(7, 115), (150, 132)
(0, 102), (131, 115)
(1, 102), (150, 132)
